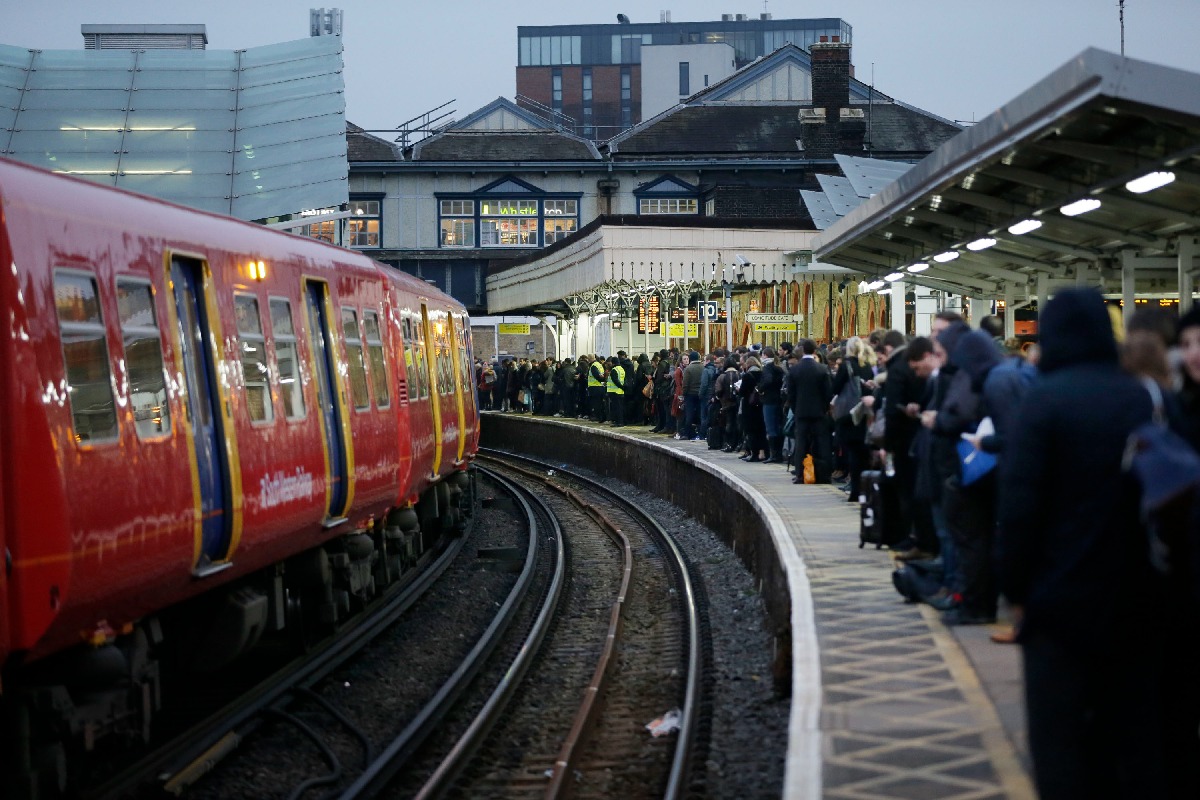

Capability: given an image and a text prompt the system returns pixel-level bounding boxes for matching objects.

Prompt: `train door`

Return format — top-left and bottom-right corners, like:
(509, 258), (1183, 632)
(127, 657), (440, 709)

(420, 303), (444, 476)
(446, 313), (467, 464)
(170, 255), (233, 574)
(305, 280), (352, 522)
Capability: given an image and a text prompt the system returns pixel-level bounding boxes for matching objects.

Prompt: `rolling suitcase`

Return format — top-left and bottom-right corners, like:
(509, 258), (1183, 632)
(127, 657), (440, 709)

(706, 418), (725, 450)
(859, 469), (901, 549)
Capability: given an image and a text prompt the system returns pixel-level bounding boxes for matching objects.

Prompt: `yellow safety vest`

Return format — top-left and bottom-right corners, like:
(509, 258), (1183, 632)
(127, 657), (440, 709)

(607, 364), (625, 394)
(588, 362), (604, 388)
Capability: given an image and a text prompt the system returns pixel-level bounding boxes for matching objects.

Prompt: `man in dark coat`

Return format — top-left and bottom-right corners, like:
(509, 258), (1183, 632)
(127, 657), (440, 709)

(787, 339), (833, 483)
(883, 329), (932, 551)
(999, 288), (1168, 798)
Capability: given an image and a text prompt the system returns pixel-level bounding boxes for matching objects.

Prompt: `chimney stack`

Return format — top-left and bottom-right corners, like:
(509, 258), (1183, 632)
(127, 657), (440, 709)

(809, 38), (851, 112)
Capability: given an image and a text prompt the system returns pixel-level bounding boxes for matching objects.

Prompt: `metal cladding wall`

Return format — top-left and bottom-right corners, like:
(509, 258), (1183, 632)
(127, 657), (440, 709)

(480, 414), (794, 692)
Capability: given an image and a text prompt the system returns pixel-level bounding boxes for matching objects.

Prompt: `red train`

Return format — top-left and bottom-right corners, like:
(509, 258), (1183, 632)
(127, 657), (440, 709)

(0, 158), (479, 794)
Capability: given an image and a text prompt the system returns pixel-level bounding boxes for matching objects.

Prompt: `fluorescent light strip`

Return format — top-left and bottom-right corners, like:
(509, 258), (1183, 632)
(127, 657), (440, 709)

(932, 250), (959, 263)
(906, 263), (930, 273)
(1008, 219), (1042, 235)
(1060, 198), (1101, 216)
(966, 237), (997, 251)
(877, 288), (893, 295)
(884, 272), (905, 282)
(1125, 171), (1175, 194)
(866, 280), (886, 291)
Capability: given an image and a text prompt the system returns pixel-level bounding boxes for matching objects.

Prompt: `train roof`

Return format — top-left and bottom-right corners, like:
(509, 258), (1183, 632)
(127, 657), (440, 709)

(0, 157), (456, 307)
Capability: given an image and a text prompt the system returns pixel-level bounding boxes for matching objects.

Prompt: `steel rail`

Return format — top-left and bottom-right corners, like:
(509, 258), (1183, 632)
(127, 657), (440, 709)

(480, 448), (703, 800)
(90, 531), (467, 800)
(336, 467), (547, 799)
(411, 466), (569, 799)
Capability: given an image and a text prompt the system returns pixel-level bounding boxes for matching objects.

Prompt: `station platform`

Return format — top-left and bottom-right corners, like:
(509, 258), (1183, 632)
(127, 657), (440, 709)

(480, 412), (1035, 799)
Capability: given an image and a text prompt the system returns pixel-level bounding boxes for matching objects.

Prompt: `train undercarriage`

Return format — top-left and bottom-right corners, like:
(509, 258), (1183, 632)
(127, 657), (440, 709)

(2, 470), (475, 799)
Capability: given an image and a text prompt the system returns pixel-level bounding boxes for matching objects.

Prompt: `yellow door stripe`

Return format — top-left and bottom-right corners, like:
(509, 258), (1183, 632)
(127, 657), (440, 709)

(421, 304), (443, 476)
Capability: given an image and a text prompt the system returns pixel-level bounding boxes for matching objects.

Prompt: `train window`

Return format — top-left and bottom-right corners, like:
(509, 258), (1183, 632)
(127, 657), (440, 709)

(341, 308), (370, 410)
(404, 314), (428, 400)
(116, 279), (171, 439)
(363, 310), (390, 409)
(53, 270), (119, 443)
(269, 298), (305, 420)
(234, 294), (273, 423)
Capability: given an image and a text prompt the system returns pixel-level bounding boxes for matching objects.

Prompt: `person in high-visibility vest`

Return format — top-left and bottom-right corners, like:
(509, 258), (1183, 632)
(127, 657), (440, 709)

(587, 355), (607, 423)
(606, 356), (626, 427)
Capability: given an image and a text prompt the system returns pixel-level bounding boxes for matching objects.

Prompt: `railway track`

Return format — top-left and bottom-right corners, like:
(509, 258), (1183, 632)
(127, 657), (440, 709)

(393, 450), (709, 799)
(99, 455), (708, 799)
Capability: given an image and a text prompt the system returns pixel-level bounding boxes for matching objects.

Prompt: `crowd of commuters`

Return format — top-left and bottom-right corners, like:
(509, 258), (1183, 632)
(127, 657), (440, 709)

(472, 292), (1200, 797)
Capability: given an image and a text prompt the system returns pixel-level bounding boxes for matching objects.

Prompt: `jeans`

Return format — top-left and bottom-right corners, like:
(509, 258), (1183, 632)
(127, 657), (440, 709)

(763, 402), (782, 438)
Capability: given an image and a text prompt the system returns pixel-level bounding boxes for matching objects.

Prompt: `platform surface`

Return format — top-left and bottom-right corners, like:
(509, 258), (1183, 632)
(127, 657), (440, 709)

(489, 413), (1034, 799)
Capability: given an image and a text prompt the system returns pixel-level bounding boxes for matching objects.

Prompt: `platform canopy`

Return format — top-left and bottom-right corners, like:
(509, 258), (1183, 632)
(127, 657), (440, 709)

(811, 48), (1200, 304)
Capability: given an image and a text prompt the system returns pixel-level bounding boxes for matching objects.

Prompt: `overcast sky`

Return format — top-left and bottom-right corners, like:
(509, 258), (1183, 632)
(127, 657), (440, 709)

(6, 0), (1200, 134)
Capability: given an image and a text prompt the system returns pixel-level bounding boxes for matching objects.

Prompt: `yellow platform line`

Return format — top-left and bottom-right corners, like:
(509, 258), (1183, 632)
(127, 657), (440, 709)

(918, 604), (1037, 799)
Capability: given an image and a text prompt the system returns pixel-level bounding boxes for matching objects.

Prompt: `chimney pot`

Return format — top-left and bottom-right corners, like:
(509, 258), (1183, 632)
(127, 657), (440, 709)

(832, 35), (840, 43)
(819, 35), (828, 42)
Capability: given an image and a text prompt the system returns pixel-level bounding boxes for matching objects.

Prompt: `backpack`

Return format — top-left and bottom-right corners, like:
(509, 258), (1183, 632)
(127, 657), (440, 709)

(1123, 379), (1200, 575)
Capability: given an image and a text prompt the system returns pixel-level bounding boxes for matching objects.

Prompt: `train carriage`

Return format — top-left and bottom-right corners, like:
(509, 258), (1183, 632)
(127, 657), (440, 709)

(0, 158), (478, 795)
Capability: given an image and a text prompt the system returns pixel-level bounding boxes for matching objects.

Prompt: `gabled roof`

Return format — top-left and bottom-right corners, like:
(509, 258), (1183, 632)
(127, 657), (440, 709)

(633, 175), (699, 195)
(450, 97), (558, 132)
(606, 42), (960, 160)
(347, 122), (401, 162)
(686, 43), (886, 106)
(408, 96), (602, 162)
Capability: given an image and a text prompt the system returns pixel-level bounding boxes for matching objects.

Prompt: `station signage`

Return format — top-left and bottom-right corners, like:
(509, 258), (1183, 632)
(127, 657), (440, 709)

(637, 296), (662, 335)
(746, 313), (799, 333)
(667, 323), (699, 337)
(498, 323), (531, 335)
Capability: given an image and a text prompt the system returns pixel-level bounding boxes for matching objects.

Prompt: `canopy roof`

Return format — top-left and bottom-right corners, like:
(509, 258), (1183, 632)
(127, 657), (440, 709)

(811, 48), (1200, 298)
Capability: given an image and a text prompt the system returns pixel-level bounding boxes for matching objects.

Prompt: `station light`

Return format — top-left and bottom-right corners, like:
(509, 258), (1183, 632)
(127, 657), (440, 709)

(877, 287), (893, 295)
(1060, 198), (1102, 216)
(1008, 219), (1042, 235)
(966, 237), (997, 251)
(1125, 170), (1175, 194)
(906, 263), (930, 272)
(932, 251), (959, 263)
(866, 280), (886, 291)
(884, 272), (905, 282)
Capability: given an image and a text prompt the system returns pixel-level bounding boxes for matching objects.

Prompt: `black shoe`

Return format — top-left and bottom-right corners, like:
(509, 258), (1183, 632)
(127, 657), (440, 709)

(649, 427), (662, 433)
(721, 445), (735, 453)
(746, 455), (762, 462)
(941, 608), (996, 626)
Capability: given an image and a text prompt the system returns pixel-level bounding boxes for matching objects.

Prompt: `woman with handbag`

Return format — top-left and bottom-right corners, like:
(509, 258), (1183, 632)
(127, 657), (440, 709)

(737, 355), (767, 461)
(832, 337), (876, 501)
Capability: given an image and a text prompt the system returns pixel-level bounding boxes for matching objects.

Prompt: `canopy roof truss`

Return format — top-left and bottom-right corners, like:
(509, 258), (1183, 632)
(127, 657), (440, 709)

(811, 48), (1200, 299)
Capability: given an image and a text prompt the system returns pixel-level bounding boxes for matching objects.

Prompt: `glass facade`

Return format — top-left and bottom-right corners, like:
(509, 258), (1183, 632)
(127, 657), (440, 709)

(0, 36), (348, 221)
(518, 18), (851, 67)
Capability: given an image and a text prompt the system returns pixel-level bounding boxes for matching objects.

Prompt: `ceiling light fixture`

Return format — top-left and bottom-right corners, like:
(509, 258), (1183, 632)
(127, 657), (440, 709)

(1125, 171), (1175, 194)
(877, 288), (893, 295)
(967, 237), (997, 251)
(907, 263), (930, 272)
(866, 280), (886, 291)
(1060, 198), (1101, 216)
(884, 272), (905, 282)
(932, 250), (959, 263)
(1008, 219), (1042, 235)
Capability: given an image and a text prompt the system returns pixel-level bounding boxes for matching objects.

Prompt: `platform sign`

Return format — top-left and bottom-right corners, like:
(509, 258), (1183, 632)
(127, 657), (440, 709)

(698, 301), (719, 320)
(671, 306), (726, 323)
(498, 323), (530, 335)
(753, 322), (798, 332)
(744, 313), (798, 324)
(637, 296), (662, 334)
(667, 323), (699, 337)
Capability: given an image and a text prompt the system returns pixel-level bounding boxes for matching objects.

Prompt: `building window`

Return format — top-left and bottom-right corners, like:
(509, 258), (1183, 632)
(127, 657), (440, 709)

(543, 199), (578, 244)
(269, 298), (304, 420)
(305, 219), (337, 244)
(347, 199), (380, 248)
(640, 198), (698, 215)
(621, 66), (632, 129)
(582, 68), (593, 136)
(679, 62), (690, 96)
(116, 279), (170, 438)
(552, 69), (563, 113)
(705, 198), (716, 216)
(54, 270), (118, 443)
(234, 294), (274, 423)
(480, 199), (538, 247)
(520, 35), (581, 66)
(440, 199), (476, 247)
